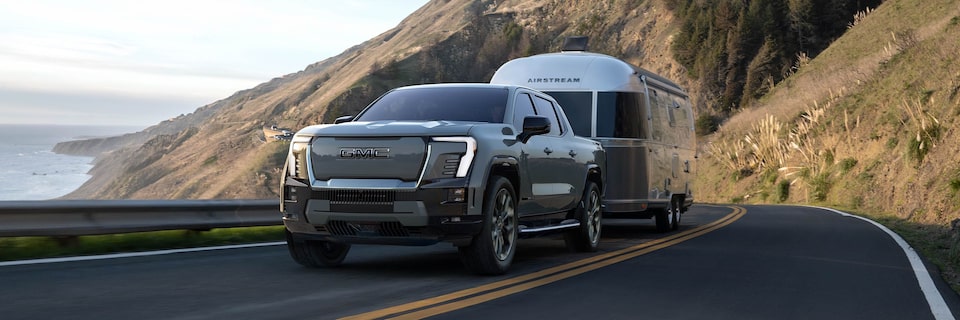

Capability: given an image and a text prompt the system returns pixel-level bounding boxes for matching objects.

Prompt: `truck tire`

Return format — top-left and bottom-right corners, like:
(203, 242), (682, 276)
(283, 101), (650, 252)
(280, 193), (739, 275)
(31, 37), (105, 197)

(565, 181), (601, 252)
(286, 230), (350, 267)
(459, 176), (518, 275)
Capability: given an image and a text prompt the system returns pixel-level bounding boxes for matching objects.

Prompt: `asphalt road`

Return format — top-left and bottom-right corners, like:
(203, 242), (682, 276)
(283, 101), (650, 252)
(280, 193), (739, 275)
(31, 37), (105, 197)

(0, 205), (957, 320)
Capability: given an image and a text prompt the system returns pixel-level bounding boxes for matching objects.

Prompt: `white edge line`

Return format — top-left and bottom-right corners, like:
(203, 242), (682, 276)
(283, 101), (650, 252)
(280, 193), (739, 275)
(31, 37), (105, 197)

(809, 205), (956, 320)
(0, 241), (287, 267)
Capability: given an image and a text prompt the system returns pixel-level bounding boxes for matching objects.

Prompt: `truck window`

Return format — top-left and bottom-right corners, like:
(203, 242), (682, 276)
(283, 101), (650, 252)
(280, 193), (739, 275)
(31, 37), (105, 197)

(533, 95), (563, 136)
(513, 93), (538, 130)
(596, 92), (644, 139)
(544, 91), (592, 137)
(357, 87), (508, 122)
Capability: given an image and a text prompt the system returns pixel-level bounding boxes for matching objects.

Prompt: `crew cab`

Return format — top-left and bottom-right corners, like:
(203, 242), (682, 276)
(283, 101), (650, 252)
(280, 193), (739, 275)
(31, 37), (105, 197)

(280, 83), (605, 275)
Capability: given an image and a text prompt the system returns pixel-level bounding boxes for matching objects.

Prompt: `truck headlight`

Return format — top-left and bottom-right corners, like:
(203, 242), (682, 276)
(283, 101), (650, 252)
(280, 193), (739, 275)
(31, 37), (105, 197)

(432, 137), (476, 178)
(289, 135), (312, 180)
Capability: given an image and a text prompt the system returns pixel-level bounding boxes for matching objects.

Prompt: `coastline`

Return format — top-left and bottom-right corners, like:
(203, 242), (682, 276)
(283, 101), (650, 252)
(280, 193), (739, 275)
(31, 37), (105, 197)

(0, 124), (143, 201)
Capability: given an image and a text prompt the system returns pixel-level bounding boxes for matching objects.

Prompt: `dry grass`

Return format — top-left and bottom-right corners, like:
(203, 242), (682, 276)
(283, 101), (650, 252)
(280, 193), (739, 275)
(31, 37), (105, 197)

(848, 7), (875, 29)
(706, 87), (846, 198)
(899, 97), (942, 163)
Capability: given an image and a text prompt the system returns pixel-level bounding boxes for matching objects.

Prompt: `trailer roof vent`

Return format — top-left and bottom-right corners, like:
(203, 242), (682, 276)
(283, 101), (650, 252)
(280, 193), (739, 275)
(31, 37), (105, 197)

(561, 36), (589, 52)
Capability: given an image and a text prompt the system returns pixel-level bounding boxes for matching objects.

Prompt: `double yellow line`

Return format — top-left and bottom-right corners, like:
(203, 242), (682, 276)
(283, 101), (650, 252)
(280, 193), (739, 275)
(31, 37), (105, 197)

(342, 206), (746, 320)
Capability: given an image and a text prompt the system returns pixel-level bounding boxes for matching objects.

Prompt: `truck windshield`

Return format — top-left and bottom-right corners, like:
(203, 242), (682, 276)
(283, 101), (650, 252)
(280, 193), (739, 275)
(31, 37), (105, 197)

(356, 87), (509, 123)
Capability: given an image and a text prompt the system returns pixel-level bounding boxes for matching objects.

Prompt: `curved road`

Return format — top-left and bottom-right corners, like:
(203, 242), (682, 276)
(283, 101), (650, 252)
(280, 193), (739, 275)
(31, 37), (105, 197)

(0, 205), (957, 319)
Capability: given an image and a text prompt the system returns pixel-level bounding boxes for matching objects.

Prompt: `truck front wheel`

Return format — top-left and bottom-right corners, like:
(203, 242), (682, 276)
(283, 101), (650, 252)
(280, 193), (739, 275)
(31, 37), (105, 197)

(459, 176), (518, 275)
(286, 230), (350, 267)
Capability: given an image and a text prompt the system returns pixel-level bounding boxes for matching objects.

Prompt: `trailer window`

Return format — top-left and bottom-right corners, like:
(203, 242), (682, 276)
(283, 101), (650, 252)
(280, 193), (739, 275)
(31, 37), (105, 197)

(596, 92), (644, 139)
(545, 91), (592, 137)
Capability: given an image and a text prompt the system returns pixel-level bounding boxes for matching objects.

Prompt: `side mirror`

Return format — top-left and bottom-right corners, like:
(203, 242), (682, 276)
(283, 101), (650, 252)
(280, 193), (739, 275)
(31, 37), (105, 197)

(334, 115), (353, 124)
(517, 116), (551, 143)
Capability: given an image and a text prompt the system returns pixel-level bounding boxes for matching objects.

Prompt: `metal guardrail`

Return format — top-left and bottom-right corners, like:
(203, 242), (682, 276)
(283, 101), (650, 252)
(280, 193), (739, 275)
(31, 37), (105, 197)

(0, 200), (282, 237)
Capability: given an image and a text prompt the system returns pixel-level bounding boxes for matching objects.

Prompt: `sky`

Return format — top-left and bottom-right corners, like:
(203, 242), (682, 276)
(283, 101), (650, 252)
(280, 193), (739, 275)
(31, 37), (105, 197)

(0, 0), (429, 127)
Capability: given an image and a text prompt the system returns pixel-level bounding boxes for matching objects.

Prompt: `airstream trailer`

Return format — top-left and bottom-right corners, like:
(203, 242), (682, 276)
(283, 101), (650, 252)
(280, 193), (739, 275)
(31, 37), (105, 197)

(490, 37), (696, 232)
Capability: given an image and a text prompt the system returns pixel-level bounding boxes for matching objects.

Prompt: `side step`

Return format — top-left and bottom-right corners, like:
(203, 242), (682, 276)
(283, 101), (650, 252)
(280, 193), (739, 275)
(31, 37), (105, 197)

(518, 219), (580, 234)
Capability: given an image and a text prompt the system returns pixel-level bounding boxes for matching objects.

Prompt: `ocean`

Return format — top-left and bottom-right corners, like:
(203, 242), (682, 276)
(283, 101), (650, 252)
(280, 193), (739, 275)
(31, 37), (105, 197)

(0, 124), (144, 200)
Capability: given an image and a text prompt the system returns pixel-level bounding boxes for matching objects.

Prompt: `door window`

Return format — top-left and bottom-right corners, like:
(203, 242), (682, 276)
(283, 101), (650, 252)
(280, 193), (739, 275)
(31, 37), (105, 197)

(513, 93), (537, 130)
(532, 95), (562, 136)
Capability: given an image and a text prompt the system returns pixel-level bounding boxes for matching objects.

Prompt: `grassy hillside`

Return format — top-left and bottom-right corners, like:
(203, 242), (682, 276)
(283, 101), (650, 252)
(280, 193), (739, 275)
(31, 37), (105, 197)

(696, 0), (960, 289)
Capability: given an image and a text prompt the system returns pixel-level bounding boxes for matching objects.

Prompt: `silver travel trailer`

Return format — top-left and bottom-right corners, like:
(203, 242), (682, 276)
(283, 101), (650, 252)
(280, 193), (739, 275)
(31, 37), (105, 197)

(490, 37), (696, 232)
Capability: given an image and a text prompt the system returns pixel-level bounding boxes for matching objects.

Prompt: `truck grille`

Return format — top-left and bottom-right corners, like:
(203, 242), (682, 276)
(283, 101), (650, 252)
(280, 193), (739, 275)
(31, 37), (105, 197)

(314, 190), (418, 213)
(310, 137), (427, 181)
(314, 190), (417, 203)
(325, 190), (394, 204)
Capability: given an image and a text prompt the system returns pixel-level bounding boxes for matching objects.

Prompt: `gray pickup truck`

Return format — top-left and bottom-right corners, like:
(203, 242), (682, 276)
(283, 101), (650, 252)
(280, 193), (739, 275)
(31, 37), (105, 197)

(280, 83), (605, 274)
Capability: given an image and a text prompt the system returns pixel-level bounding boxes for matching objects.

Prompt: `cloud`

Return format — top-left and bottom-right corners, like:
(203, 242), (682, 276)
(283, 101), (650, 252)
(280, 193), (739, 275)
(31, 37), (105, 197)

(0, 87), (209, 126)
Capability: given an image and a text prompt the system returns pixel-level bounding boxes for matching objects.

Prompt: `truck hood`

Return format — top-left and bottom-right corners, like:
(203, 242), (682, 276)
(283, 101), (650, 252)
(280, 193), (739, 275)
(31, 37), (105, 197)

(296, 120), (478, 137)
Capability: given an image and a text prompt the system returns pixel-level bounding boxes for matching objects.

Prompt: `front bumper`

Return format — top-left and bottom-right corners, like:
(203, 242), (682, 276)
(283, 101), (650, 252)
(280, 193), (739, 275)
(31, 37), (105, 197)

(281, 177), (482, 246)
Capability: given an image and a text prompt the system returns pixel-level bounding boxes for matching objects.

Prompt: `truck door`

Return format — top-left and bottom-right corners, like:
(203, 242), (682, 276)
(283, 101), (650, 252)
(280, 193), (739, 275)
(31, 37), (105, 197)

(530, 94), (580, 212)
(512, 92), (552, 215)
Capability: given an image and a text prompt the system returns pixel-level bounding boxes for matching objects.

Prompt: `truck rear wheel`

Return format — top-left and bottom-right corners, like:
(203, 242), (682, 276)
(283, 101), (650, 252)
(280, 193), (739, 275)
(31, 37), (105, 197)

(459, 176), (518, 275)
(565, 181), (601, 252)
(286, 230), (350, 267)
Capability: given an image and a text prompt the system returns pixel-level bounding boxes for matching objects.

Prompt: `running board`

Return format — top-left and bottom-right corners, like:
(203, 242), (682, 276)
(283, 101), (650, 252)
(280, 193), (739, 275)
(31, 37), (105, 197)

(518, 219), (580, 233)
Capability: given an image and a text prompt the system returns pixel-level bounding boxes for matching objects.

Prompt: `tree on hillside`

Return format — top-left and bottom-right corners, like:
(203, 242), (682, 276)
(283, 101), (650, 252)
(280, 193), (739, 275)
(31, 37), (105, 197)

(668, 0), (882, 118)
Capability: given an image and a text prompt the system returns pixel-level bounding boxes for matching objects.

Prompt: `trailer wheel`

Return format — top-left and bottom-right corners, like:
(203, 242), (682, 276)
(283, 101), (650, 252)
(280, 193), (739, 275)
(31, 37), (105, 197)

(669, 196), (682, 231)
(565, 181), (601, 252)
(655, 208), (671, 233)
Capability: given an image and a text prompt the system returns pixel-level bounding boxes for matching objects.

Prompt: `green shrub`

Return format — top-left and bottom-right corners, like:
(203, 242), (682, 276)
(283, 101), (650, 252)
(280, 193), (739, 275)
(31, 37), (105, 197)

(850, 196), (864, 209)
(777, 180), (790, 202)
(760, 169), (778, 185)
(886, 137), (899, 150)
(695, 114), (719, 135)
(503, 22), (522, 43)
(810, 173), (831, 202)
(839, 158), (858, 173)
(950, 178), (960, 193)
(822, 149), (835, 166)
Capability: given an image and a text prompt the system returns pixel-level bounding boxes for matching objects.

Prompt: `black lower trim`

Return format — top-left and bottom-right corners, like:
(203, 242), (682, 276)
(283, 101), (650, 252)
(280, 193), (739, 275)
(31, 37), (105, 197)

(286, 215), (483, 247)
